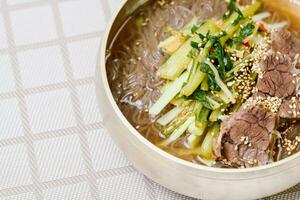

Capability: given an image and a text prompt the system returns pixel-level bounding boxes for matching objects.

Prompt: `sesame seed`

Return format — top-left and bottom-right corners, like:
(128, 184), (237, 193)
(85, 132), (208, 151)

(234, 145), (238, 150)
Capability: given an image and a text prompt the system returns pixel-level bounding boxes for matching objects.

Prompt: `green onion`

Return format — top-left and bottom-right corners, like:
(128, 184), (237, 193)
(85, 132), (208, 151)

(199, 123), (220, 160)
(186, 134), (202, 149)
(157, 106), (185, 126)
(161, 116), (195, 146)
(196, 107), (210, 135)
(149, 72), (189, 116)
(209, 109), (222, 122)
(205, 59), (236, 103)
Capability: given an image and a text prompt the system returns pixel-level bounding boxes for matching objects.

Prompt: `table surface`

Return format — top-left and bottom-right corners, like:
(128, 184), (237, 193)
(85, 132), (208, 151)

(0, 0), (300, 199)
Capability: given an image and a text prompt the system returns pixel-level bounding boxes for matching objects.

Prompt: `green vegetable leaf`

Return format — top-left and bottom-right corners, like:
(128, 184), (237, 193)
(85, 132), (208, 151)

(232, 12), (244, 26)
(192, 88), (221, 110)
(197, 107), (210, 123)
(231, 23), (255, 44)
(191, 41), (199, 49)
(197, 32), (206, 40)
(189, 31), (233, 90)
(206, 36), (233, 81)
(192, 89), (214, 110)
(240, 23), (255, 36)
(226, 39), (233, 47)
(224, 0), (236, 19)
(200, 63), (221, 91)
(223, 52), (233, 71)
(219, 31), (228, 37)
(207, 35), (220, 43)
(224, 0), (244, 24)
(191, 25), (199, 34)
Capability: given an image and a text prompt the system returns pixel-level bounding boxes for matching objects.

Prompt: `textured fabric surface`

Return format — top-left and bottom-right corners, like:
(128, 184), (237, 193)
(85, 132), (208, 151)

(0, 0), (299, 199)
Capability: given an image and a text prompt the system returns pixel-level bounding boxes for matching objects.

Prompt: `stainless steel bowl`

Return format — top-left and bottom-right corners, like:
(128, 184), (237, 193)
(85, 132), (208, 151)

(96, 1), (300, 199)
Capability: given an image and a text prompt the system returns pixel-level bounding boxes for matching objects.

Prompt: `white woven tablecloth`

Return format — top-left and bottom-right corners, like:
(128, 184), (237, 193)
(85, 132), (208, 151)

(0, 0), (299, 199)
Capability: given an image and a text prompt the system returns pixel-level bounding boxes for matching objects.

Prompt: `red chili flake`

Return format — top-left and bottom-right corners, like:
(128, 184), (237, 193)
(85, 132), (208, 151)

(243, 41), (251, 48)
(259, 23), (268, 33)
(209, 48), (213, 54)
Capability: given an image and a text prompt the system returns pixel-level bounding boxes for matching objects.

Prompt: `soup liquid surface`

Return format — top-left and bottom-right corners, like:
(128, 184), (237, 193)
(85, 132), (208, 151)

(106, 0), (300, 165)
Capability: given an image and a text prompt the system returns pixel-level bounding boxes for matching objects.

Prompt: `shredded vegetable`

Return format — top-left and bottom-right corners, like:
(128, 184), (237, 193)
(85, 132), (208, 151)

(148, 0), (289, 163)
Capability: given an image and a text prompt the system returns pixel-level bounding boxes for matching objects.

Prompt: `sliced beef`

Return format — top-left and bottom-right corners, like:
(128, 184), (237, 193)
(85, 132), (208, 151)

(211, 29), (300, 167)
(277, 123), (300, 160)
(283, 123), (300, 141)
(272, 29), (294, 55)
(271, 29), (300, 67)
(279, 97), (300, 119)
(258, 29), (300, 118)
(213, 30), (300, 167)
(213, 106), (276, 167)
(257, 53), (295, 98)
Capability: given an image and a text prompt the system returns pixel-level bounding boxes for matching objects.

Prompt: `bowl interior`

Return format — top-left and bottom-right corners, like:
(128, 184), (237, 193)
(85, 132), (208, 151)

(100, 0), (300, 173)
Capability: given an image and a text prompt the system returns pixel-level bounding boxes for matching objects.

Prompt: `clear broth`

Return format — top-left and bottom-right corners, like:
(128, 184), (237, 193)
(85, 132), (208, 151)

(106, 0), (300, 165)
